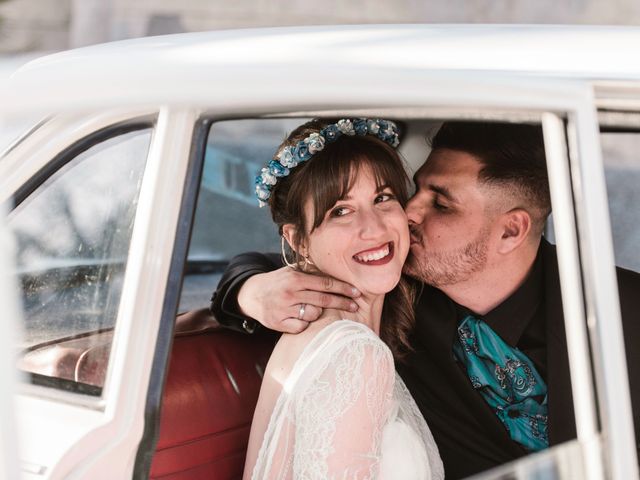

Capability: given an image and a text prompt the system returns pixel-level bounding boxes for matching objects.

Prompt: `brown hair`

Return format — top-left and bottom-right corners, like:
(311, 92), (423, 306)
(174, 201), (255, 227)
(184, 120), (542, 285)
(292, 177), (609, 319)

(268, 119), (416, 360)
(431, 121), (551, 236)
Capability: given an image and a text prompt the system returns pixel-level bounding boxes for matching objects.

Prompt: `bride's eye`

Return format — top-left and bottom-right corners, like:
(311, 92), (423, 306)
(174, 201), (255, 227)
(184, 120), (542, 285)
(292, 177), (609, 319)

(330, 206), (350, 218)
(375, 192), (396, 204)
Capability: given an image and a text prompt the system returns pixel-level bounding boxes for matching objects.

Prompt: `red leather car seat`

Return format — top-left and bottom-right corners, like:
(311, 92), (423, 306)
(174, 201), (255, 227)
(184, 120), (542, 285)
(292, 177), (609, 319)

(149, 309), (277, 479)
(19, 308), (277, 479)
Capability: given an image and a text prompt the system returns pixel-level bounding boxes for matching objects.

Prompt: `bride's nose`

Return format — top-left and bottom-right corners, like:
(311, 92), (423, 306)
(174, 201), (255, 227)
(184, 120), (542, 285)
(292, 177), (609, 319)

(358, 208), (387, 239)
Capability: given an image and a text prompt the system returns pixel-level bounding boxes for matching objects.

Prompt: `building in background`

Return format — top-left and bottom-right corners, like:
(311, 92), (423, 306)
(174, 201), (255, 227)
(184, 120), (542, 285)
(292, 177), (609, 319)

(2, 0), (640, 55)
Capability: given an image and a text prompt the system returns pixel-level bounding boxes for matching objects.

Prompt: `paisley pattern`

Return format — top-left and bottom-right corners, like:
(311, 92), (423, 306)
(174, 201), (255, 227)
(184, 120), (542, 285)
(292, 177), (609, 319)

(453, 315), (549, 452)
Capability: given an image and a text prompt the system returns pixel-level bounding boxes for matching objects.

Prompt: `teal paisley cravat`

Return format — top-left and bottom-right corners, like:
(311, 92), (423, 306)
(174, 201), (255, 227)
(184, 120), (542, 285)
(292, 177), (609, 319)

(453, 315), (549, 452)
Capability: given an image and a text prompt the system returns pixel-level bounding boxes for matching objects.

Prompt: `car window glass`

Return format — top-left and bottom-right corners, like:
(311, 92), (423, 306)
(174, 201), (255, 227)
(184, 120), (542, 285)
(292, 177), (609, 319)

(600, 131), (640, 272)
(179, 118), (307, 312)
(11, 128), (151, 395)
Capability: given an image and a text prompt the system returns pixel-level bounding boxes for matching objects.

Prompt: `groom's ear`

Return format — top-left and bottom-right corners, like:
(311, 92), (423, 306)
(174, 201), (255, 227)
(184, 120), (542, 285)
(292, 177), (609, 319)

(497, 208), (531, 254)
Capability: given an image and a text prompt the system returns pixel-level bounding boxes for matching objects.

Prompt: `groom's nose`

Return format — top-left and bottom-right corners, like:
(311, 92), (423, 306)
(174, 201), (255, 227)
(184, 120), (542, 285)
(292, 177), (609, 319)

(405, 193), (426, 226)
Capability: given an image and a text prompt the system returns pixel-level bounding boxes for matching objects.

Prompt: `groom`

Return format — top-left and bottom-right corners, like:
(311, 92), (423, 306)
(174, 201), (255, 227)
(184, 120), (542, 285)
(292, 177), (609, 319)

(210, 121), (640, 478)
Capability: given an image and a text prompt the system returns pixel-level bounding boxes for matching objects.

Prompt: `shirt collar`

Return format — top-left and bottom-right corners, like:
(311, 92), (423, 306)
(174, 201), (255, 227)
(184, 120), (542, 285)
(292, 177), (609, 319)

(454, 247), (544, 347)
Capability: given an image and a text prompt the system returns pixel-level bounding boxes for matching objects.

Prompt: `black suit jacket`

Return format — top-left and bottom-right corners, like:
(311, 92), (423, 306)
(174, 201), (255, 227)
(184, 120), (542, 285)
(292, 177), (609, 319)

(210, 241), (640, 479)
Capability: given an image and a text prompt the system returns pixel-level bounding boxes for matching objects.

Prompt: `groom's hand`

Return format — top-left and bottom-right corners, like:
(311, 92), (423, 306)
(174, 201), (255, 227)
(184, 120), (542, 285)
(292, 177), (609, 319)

(237, 267), (360, 333)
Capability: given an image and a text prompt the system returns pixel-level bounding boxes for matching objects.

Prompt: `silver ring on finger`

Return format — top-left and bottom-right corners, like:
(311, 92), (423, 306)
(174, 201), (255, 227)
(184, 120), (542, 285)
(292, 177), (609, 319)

(298, 303), (306, 320)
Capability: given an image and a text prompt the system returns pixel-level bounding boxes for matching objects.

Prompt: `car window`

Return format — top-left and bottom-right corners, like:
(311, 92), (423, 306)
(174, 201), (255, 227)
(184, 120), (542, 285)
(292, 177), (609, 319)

(11, 127), (151, 395)
(600, 131), (640, 272)
(179, 118), (308, 312)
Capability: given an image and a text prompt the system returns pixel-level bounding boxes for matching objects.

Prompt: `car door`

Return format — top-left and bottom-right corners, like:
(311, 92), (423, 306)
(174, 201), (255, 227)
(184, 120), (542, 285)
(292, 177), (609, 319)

(0, 107), (198, 479)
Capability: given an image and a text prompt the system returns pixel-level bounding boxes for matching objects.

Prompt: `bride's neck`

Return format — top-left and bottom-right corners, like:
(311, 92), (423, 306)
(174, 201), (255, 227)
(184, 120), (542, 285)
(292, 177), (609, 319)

(320, 293), (384, 335)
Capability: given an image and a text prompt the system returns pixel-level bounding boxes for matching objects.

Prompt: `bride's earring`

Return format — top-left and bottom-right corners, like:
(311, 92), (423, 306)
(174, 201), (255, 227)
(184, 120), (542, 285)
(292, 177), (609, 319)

(281, 236), (297, 269)
(302, 253), (315, 269)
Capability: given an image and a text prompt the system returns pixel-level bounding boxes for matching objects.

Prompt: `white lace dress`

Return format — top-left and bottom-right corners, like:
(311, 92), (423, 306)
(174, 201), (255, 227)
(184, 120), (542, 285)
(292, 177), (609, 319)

(249, 320), (444, 480)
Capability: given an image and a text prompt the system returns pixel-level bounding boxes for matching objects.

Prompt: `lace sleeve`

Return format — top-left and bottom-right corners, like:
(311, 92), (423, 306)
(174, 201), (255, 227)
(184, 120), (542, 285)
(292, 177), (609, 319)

(292, 329), (395, 479)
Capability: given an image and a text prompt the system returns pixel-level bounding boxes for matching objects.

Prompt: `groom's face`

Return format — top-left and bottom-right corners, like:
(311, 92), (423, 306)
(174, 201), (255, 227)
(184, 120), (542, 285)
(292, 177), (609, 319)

(403, 148), (498, 287)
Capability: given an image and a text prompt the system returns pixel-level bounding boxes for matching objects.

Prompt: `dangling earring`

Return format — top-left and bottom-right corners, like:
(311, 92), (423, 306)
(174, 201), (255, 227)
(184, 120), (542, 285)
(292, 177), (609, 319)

(302, 253), (315, 270)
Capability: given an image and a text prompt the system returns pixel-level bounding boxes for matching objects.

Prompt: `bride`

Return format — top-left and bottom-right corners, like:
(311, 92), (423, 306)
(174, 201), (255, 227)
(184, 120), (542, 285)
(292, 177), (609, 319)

(244, 118), (443, 480)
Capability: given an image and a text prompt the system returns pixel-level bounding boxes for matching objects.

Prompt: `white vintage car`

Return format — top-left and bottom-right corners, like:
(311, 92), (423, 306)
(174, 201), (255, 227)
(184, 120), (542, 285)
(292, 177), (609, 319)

(0, 25), (639, 480)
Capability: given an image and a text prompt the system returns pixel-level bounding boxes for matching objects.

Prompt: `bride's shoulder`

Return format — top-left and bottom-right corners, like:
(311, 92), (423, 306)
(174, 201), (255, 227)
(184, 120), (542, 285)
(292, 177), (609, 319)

(275, 319), (378, 353)
(303, 320), (395, 370)
(305, 319), (385, 348)
(269, 320), (391, 377)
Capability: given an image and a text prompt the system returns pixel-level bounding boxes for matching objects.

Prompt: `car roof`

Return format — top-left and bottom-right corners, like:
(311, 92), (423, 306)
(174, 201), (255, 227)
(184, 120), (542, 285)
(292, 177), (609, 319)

(15, 24), (640, 78)
(4, 24), (640, 112)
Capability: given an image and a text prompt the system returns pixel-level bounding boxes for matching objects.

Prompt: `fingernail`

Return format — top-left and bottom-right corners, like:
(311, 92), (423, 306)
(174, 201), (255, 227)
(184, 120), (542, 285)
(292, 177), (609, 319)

(349, 302), (358, 312)
(351, 288), (360, 297)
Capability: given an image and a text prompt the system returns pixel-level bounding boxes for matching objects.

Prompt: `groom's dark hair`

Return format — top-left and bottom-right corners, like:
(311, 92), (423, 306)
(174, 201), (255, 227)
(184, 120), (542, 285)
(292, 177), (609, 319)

(431, 121), (551, 235)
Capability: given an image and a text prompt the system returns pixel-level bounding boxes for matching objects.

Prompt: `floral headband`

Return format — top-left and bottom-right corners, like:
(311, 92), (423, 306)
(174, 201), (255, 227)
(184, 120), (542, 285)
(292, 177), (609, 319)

(255, 118), (400, 207)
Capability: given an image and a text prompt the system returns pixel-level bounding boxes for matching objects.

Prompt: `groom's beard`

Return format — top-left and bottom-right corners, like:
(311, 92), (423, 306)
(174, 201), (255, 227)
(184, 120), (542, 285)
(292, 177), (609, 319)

(404, 226), (490, 287)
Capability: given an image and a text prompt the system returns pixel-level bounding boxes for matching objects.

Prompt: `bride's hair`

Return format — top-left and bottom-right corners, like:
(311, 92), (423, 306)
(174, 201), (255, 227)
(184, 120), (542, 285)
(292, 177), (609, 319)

(266, 119), (416, 360)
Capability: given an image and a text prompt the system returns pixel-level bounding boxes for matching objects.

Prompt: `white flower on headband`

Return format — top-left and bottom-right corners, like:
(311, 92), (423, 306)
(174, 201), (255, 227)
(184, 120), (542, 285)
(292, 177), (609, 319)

(337, 119), (355, 135)
(278, 147), (298, 168)
(259, 167), (277, 186)
(304, 132), (325, 153)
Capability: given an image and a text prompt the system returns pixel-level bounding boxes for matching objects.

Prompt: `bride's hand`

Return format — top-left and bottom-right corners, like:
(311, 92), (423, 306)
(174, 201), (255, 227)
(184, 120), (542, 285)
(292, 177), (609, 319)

(237, 267), (360, 333)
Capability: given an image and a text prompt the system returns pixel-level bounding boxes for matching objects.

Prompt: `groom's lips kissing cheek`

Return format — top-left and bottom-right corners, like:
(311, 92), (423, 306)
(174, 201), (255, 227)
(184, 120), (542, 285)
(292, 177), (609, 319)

(353, 241), (395, 266)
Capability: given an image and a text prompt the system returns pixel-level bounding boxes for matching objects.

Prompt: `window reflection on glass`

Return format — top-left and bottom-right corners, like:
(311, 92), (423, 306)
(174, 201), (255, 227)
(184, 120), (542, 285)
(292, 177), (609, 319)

(179, 118), (307, 312)
(11, 128), (151, 392)
(600, 132), (640, 273)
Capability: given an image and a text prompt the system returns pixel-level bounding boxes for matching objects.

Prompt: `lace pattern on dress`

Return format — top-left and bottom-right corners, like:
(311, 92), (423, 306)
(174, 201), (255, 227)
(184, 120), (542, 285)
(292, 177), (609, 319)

(250, 320), (442, 480)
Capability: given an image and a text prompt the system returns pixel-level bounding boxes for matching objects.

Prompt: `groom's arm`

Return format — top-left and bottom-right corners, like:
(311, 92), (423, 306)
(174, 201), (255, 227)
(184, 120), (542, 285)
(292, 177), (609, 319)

(210, 252), (282, 333)
(210, 251), (361, 334)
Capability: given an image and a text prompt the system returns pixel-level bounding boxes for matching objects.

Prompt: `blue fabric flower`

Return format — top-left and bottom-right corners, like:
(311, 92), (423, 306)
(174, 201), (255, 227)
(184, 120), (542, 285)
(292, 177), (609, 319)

(293, 142), (312, 161)
(322, 124), (341, 142)
(353, 119), (368, 136)
(377, 120), (393, 141)
(366, 119), (380, 134)
(268, 159), (290, 177)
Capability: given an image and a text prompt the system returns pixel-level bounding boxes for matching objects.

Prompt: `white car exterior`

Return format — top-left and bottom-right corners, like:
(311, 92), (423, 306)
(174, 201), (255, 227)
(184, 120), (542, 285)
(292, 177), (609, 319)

(0, 25), (638, 480)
